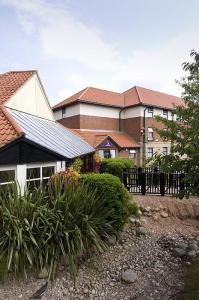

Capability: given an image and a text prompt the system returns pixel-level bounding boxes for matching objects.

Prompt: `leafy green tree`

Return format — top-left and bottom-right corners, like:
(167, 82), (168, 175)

(154, 50), (199, 198)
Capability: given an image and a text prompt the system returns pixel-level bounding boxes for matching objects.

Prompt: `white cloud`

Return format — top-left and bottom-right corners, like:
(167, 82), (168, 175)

(3, 0), (119, 71)
(2, 0), (199, 99)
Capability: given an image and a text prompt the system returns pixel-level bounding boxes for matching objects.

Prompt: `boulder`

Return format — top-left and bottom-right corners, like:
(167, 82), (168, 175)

(173, 248), (187, 257)
(177, 242), (188, 251)
(121, 269), (137, 283)
(188, 243), (198, 251)
(187, 250), (197, 259)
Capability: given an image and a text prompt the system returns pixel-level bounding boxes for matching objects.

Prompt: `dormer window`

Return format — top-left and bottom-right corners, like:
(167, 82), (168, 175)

(147, 107), (153, 117)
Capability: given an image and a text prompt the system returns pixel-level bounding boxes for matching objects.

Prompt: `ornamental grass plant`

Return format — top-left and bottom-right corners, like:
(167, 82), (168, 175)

(0, 173), (137, 282)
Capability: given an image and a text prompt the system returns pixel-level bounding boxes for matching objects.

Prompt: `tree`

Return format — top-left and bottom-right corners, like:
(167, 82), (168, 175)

(154, 50), (199, 198)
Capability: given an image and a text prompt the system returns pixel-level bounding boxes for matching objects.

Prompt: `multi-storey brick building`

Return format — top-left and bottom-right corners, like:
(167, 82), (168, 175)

(53, 86), (183, 165)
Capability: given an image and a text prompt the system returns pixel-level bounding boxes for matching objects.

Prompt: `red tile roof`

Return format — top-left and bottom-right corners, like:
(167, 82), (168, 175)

(53, 87), (124, 110)
(71, 129), (140, 148)
(0, 106), (23, 145)
(0, 70), (35, 145)
(123, 86), (184, 109)
(53, 86), (183, 110)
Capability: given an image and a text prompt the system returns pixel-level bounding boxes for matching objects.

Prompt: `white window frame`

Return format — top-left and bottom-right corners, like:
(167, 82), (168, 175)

(0, 166), (16, 186)
(26, 162), (57, 186)
(129, 149), (136, 159)
(147, 147), (153, 158)
(147, 128), (154, 141)
(147, 107), (154, 117)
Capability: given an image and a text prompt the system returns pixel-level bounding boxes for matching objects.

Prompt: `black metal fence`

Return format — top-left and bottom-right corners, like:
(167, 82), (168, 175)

(122, 168), (186, 196)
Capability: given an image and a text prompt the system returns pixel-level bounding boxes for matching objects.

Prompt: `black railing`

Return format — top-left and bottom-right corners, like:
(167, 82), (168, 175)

(122, 168), (187, 196)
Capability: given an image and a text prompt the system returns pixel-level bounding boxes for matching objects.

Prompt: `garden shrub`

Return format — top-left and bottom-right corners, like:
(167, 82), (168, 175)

(81, 173), (139, 231)
(101, 157), (134, 177)
(68, 157), (83, 173)
(104, 160), (124, 178)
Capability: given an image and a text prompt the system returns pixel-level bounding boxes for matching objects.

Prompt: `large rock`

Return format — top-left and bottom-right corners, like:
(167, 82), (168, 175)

(173, 248), (187, 257)
(187, 250), (197, 259)
(121, 269), (137, 283)
(188, 243), (198, 251)
(177, 242), (188, 251)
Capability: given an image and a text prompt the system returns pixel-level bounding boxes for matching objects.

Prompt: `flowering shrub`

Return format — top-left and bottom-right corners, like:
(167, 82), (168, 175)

(50, 169), (80, 187)
(69, 158), (83, 173)
(94, 153), (102, 172)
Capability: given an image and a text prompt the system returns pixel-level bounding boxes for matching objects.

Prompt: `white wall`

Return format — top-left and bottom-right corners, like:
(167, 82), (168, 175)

(54, 109), (62, 120)
(80, 103), (120, 118)
(6, 74), (55, 121)
(54, 102), (174, 121)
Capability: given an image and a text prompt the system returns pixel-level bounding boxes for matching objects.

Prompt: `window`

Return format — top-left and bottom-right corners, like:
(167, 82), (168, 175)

(98, 149), (116, 159)
(103, 150), (111, 158)
(162, 147), (168, 156)
(147, 147), (153, 158)
(147, 107), (153, 117)
(129, 149), (136, 159)
(26, 165), (55, 188)
(163, 109), (168, 119)
(163, 128), (168, 141)
(0, 169), (15, 185)
(147, 128), (154, 141)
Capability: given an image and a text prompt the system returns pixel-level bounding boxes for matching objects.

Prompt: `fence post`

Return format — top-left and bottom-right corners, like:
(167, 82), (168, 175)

(160, 172), (165, 196)
(122, 169), (128, 190)
(179, 173), (185, 192)
(141, 171), (146, 195)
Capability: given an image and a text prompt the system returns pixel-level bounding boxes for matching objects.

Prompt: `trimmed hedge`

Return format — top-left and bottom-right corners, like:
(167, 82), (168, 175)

(101, 158), (134, 178)
(81, 173), (139, 231)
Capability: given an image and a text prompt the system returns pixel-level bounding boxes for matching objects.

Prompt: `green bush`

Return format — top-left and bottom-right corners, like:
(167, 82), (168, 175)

(104, 161), (124, 178)
(81, 173), (139, 231)
(101, 158), (134, 177)
(0, 181), (119, 281)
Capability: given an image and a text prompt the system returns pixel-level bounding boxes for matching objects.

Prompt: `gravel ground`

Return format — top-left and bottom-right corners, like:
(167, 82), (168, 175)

(0, 196), (199, 300)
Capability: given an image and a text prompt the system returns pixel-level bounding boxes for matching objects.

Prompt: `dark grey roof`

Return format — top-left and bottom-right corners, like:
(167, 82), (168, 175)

(10, 109), (94, 159)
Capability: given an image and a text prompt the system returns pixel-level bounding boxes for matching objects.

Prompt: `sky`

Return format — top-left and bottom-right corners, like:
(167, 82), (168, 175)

(0, 0), (199, 105)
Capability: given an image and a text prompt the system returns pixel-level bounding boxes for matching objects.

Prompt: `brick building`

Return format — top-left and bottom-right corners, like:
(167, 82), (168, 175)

(53, 86), (183, 165)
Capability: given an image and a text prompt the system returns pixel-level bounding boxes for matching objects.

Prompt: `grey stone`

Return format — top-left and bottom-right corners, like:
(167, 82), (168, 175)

(136, 226), (147, 236)
(83, 288), (89, 294)
(187, 250), (197, 259)
(177, 242), (188, 251)
(107, 235), (117, 246)
(160, 212), (169, 218)
(145, 207), (151, 213)
(188, 243), (198, 251)
(173, 248), (187, 257)
(121, 269), (137, 283)
(129, 217), (136, 224)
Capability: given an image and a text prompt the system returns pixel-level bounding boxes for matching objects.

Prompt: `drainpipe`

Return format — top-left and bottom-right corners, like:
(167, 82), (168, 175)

(119, 108), (123, 131)
(142, 106), (148, 166)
